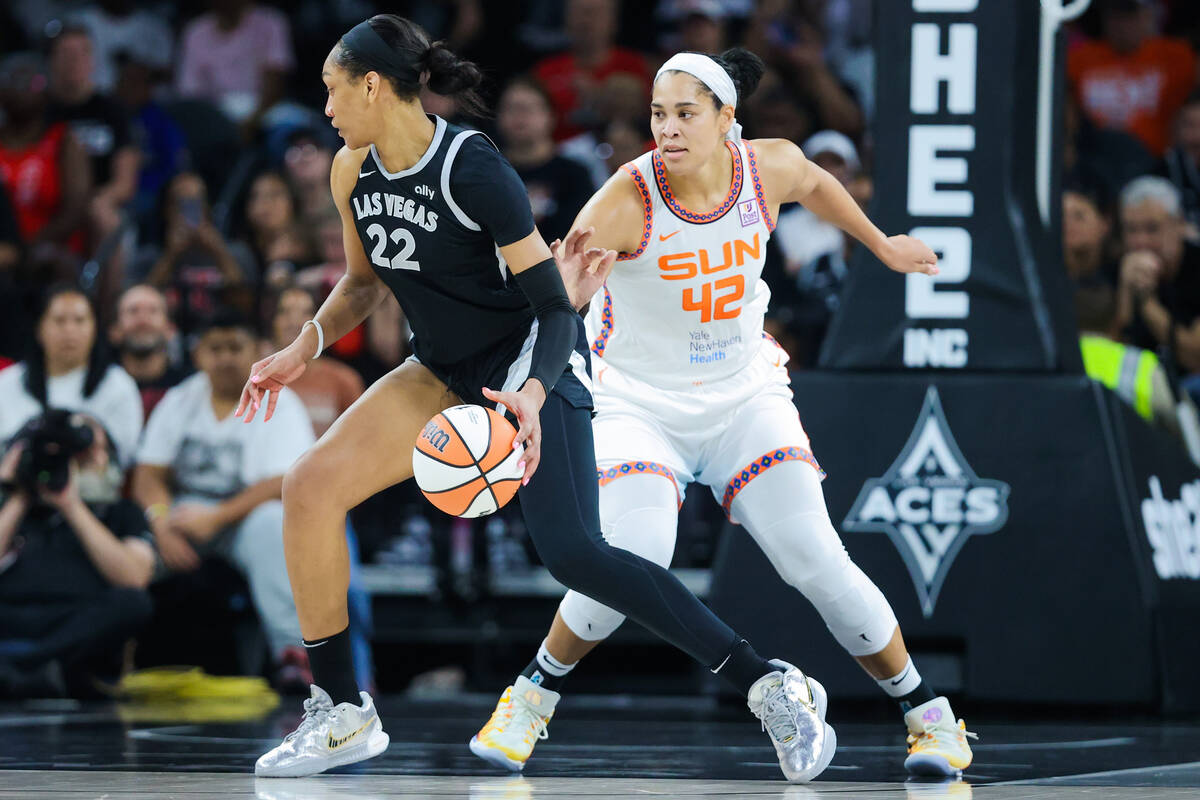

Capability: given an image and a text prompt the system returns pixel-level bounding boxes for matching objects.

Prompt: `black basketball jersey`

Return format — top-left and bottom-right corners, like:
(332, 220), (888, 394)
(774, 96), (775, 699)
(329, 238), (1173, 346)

(349, 115), (538, 371)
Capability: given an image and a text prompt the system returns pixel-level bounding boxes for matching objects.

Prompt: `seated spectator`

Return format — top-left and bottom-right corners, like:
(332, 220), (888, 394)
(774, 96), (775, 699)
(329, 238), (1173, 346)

(240, 170), (318, 291)
(741, 5), (864, 138)
(656, 0), (730, 56)
(0, 284), (142, 466)
(281, 128), (336, 223)
(1077, 279), (1179, 434)
(496, 77), (594, 242)
(0, 53), (91, 282)
(0, 414), (155, 698)
(1068, 0), (1197, 157)
(175, 0), (296, 136)
(113, 50), (186, 227)
(773, 130), (860, 273)
(108, 284), (190, 420)
(559, 72), (652, 188)
(533, 0), (649, 141)
(767, 173), (872, 368)
(132, 172), (257, 338)
(1115, 176), (1200, 375)
(269, 287), (363, 439)
(1162, 90), (1200, 235)
(1063, 178), (1119, 284)
(46, 23), (140, 244)
(1065, 96), (1157, 203)
(131, 309), (313, 686)
(72, 0), (174, 94)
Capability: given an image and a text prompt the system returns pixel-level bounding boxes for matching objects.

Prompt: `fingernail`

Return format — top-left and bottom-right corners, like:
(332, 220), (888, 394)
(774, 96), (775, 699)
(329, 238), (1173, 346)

(251, 375), (261, 383)
(516, 461), (525, 471)
(254, 401), (260, 410)
(522, 477), (529, 486)
(512, 441), (521, 450)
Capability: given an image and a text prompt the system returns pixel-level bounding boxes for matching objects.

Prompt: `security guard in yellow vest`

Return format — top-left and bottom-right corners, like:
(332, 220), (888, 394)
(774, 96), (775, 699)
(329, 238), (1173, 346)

(1076, 282), (1179, 433)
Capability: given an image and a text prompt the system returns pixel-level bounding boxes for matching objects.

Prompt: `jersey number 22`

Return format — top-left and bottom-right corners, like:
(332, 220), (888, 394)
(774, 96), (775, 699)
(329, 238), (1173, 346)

(367, 223), (420, 272)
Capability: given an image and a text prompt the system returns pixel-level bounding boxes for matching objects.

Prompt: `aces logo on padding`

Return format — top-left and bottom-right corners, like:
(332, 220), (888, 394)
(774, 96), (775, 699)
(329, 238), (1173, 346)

(844, 387), (1010, 617)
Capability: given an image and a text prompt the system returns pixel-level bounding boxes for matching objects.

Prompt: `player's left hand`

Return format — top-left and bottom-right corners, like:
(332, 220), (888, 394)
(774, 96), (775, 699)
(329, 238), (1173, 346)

(481, 380), (546, 486)
(552, 226), (617, 311)
(875, 234), (939, 276)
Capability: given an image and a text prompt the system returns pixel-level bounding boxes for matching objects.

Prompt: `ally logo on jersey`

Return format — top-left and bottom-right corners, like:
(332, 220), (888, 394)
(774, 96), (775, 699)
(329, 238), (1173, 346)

(843, 387), (1010, 617)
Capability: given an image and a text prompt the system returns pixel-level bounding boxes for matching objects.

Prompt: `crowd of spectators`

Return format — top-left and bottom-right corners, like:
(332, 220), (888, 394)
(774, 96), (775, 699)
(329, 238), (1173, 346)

(1, 0), (1199, 697)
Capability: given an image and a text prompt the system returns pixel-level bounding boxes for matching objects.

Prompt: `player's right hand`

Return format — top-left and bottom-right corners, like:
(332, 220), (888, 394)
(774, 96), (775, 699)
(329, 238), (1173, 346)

(236, 345), (309, 423)
(551, 226), (617, 311)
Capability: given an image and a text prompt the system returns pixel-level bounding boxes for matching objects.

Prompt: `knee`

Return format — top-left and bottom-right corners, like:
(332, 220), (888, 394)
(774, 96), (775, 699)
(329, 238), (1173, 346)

(759, 512), (849, 592)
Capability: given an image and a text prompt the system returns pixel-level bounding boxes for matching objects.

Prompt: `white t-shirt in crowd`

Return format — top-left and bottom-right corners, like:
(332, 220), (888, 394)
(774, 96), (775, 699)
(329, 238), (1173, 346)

(137, 372), (314, 500)
(0, 362), (144, 466)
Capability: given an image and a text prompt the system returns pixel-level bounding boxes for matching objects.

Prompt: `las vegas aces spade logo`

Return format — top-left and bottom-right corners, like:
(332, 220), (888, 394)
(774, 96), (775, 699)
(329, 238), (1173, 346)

(843, 387), (1010, 617)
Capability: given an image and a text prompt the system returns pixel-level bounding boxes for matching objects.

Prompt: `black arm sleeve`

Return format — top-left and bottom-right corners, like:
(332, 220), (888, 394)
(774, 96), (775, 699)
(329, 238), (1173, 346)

(514, 257), (579, 396)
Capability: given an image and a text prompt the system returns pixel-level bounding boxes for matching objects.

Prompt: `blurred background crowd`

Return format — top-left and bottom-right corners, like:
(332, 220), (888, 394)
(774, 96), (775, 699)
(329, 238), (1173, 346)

(1, 0), (1199, 699)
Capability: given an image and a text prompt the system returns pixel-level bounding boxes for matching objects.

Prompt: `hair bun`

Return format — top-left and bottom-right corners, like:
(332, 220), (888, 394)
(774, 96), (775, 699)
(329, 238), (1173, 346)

(424, 41), (483, 96)
(718, 47), (765, 101)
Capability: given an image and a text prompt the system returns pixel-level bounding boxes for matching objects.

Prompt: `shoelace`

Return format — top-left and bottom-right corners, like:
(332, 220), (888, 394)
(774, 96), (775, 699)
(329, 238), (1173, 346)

(757, 681), (802, 743)
(910, 720), (978, 751)
(284, 695), (335, 743)
(488, 695), (549, 745)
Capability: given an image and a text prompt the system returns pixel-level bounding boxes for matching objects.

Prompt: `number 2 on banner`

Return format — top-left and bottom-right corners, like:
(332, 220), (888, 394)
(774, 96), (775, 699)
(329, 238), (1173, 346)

(682, 276), (744, 322)
(366, 223), (420, 271)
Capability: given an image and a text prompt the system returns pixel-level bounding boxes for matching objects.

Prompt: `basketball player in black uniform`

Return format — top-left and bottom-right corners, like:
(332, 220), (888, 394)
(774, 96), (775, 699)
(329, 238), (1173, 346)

(245, 15), (834, 782)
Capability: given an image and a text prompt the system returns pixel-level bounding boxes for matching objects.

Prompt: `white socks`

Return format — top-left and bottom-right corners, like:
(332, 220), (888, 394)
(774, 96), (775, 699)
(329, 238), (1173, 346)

(877, 656), (923, 698)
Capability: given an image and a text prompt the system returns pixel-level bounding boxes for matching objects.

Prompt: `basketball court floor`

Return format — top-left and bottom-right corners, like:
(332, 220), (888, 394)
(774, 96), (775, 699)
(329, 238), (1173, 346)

(1, 692), (1197, 799)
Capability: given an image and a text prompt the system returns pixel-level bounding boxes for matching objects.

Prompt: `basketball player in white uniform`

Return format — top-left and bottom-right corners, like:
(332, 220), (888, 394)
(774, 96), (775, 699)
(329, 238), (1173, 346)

(470, 49), (975, 778)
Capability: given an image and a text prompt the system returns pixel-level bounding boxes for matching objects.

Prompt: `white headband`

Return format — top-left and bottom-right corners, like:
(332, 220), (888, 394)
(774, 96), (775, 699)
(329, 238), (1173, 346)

(655, 53), (742, 142)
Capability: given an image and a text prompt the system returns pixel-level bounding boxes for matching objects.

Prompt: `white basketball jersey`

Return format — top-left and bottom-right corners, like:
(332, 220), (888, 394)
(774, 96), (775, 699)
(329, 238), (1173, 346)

(585, 140), (776, 390)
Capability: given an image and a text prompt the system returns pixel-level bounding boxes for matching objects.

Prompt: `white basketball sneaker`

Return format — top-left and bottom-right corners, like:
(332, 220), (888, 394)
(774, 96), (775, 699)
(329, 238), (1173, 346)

(469, 675), (559, 771)
(747, 659), (837, 783)
(255, 685), (389, 777)
(904, 696), (976, 777)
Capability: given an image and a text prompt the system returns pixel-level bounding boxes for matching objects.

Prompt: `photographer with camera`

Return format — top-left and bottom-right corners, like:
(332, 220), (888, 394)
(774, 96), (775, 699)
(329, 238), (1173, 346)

(0, 412), (155, 697)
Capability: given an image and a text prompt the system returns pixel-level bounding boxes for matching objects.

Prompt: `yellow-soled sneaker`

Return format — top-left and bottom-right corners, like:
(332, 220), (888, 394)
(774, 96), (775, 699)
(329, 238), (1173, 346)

(903, 697), (976, 777)
(469, 675), (559, 772)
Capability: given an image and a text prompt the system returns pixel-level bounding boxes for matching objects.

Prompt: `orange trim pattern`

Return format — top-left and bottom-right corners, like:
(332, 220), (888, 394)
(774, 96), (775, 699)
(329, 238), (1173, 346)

(617, 165), (653, 261)
(597, 461), (682, 508)
(744, 142), (775, 232)
(591, 286), (613, 357)
(721, 447), (825, 518)
(652, 141), (743, 224)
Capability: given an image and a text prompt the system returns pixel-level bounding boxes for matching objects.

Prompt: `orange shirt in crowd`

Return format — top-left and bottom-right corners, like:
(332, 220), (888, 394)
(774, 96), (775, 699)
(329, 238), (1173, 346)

(534, 48), (648, 141)
(1068, 36), (1197, 156)
(288, 359), (365, 439)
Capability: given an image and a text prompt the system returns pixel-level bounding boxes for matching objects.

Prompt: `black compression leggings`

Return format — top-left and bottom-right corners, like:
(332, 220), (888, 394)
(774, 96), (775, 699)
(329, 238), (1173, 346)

(519, 392), (740, 668)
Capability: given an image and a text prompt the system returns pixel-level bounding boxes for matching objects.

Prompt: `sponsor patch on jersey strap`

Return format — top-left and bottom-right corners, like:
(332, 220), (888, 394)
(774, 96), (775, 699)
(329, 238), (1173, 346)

(721, 447), (825, 518)
(327, 716), (375, 750)
(597, 461), (682, 507)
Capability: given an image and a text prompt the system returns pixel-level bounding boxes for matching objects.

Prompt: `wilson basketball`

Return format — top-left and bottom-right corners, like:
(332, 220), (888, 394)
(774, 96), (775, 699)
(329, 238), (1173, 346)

(412, 404), (524, 518)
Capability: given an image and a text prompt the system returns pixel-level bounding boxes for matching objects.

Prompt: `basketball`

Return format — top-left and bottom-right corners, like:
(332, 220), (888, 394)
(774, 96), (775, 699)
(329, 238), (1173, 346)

(412, 404), (525, 518)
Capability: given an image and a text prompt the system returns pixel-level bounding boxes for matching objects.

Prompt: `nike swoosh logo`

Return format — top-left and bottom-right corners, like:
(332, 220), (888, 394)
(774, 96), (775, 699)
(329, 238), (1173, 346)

(302, 640), (328, 648)
(358, 170), (376, 178)
(890, 666), (911, 686)
(658, 230), (681, 241)
(327, 716), (375, 750)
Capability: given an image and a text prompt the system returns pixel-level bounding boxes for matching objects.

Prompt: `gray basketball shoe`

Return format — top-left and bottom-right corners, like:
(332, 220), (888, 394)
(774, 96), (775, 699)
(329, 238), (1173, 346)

(747, 659), (837, 783)
(255, 685), (389, 777)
